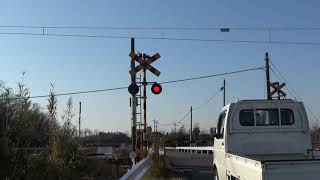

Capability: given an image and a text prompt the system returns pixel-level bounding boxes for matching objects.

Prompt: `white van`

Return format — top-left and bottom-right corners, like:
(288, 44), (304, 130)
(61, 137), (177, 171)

(212, 100), (320, 180)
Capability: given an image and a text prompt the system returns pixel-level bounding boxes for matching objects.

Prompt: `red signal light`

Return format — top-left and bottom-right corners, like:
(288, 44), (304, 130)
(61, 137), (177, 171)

(151, 83), (162, 95)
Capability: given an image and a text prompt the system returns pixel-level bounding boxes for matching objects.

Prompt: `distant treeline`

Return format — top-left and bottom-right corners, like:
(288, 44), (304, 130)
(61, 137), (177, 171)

(311, 125), (320, 149)
(82, 130), (130, 147)
(163, 122), (320, 149)
(164, 124), (213, 147)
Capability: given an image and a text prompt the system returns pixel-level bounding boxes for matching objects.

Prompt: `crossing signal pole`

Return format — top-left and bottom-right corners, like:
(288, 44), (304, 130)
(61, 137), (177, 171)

(128, 43), (162, 158)
(130, 38), (137, 152)
(142, 58), (147, 156)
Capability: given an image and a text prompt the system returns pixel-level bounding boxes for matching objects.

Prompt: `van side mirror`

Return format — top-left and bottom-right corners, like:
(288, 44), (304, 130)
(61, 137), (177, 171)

(210, 127), (217, 138)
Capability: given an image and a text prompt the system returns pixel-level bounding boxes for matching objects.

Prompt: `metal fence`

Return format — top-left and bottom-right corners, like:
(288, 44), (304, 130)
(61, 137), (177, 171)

(165, 146), (214, 155)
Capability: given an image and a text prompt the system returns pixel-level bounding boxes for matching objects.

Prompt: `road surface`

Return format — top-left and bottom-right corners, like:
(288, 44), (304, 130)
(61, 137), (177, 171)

(165, 150), (214, 180)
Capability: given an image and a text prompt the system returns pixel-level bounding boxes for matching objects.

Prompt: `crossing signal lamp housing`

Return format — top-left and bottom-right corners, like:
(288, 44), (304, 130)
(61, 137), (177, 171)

(151, 83), (162, 95)
(128, 83), (139, 95)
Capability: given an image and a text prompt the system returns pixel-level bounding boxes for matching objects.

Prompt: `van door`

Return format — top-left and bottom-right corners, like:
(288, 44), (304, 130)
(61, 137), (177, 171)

(214, 110), (227, 180)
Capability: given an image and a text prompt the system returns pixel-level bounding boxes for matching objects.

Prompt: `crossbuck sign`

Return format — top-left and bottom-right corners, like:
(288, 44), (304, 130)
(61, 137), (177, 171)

(129, 52), (161, 77)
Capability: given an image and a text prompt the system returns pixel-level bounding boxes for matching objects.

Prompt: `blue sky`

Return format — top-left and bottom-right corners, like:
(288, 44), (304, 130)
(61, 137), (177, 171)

(0, 0), (320, 133)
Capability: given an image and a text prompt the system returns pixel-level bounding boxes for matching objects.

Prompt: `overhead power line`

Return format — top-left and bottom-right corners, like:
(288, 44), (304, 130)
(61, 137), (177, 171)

(221, 27), (320, 31)
(158, 117), (191, 127)
(270, 67), (298, 100)
(158, 109), (190, 127)
(0, 86), (128, 100)
(0, 25), (221, 31)
(269, 61), (320, 122)
(160, 67), (264, 84)
(193, 87), (223, 111)
(2, 25), (320, 31)
(269, 60), (301, 99)
(29, 86), (128, 99)
(270, 67), (320, 122)
(178, 115), (190, 125)
(157, 123), (173, 126)
(1, 66), (262, 100)
(177, 110), (191, 124)
(1, 32), (320, 46)
(162, 86), (223, 128)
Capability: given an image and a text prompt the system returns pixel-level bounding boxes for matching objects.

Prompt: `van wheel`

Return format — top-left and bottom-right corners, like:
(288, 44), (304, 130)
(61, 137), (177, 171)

(213, 168), (219, 180)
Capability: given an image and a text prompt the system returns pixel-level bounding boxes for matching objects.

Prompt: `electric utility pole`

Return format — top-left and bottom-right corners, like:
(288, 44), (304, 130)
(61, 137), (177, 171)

(265, 52), (272, 100)
(190, 106), (193, 146)
(264, 52), (287, 100)
(223, 79), (226, 106)
(79, 101), (82, 143)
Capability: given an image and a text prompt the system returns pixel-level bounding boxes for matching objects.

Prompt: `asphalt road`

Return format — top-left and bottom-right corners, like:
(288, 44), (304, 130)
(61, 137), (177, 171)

(165, 150), (214, 180)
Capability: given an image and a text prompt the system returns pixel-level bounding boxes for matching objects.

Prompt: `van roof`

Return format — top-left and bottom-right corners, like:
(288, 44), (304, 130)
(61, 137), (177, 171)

(237, 99), (297, 103)
(223, 99), (300, 108)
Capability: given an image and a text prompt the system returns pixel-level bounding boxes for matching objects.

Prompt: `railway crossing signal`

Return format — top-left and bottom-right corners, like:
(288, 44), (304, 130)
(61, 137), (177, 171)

(128, 52), (162, 95)
(151, 83), (162, 95)
(270, 82), (286, 99)
(128, 83), (139, 95)
(129, 52), (161, 77)
(265, 52), (287, 100)
(128, 48), (162, 158)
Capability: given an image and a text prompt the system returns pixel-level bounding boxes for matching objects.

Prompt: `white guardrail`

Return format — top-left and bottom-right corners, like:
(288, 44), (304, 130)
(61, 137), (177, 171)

(165, 146), (214, 155)
(120, 155), (153, 180)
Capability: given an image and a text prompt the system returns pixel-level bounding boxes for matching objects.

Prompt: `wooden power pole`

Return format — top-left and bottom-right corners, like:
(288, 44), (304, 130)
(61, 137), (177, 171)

(190, 106), (193, 146)
(79, 101), (82, 143)
(265, 52), (272, 100)
(223, 79), (226, 106)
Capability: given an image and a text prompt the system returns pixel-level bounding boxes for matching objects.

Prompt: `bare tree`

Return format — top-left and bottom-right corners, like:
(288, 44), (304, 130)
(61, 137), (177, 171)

(16, 84), (30, 114)
(47, 83), (58, 145)
(193, 123), (200, 143)
(47, 83), (57, 121)
(62, 97), (74, 137)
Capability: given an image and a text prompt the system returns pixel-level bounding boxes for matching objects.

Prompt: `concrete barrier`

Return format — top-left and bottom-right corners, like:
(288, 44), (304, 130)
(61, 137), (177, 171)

(120, 155), (153, 180)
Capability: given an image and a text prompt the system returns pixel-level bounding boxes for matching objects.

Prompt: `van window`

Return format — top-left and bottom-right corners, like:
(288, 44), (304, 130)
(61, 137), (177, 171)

(281, 109), (295, 125)
(256, 109), (279, 126)
(240, 109), (254, 126)
(216, 111), (226, 139)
